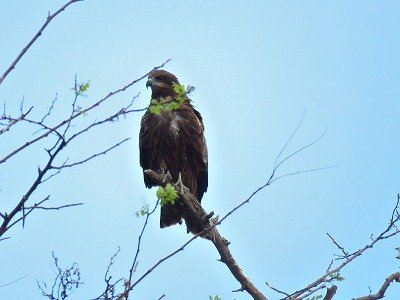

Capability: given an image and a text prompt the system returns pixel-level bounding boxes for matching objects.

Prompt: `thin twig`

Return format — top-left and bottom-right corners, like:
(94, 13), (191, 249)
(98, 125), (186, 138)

(24, 203), (83, 210)
(0, 0), (83, 85)
(0, 274), (28, 288)
(287, 195), (400, 300)
(130, 201), (159, 280)
(0, 59), (170, 165)
(0, 106), (33, 135)
(51, 138), (130, 169)
(326, 233), (349, 259)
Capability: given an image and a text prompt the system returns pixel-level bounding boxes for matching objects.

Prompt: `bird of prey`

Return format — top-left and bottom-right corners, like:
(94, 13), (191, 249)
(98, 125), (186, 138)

(139, 70), (208, 233)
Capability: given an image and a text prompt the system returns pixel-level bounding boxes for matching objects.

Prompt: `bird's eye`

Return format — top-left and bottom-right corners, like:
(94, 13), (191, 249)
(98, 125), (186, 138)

(156, 76), (165, 81)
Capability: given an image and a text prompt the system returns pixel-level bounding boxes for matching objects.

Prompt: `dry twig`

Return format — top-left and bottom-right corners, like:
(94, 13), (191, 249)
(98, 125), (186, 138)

(0, 0), (83, 85)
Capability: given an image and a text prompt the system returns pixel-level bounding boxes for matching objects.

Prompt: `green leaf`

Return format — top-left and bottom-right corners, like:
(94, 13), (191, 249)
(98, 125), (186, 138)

(329, 271), (346, 282)
(306, 295), (322, 300)
(156, 183), (178, 206)
(172, 82), (186, 95)
(166, 102), (180, 111)
(79, 81), (90, 93)
(149, 105), (161, 114)
(73, 79), (91, 97)
(149, 83), (195, 114)
(134, 204), (150, 217)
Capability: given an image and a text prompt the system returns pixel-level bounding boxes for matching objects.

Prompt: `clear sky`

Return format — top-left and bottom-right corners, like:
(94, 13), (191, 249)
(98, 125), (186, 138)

(1, 1), (400, 299)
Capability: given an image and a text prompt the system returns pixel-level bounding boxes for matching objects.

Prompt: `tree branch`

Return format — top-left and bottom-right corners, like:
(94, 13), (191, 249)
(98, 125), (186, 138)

(0, 106), (34, 135)
(0, 0), (83, 86)
(0, 59), (170, 166)
(285, 194), (400, 300)
(352, 272), (400, 300)
(323, 285), (337, 300)
(138, 169), (268, 300)
(113, 114), (331, 299)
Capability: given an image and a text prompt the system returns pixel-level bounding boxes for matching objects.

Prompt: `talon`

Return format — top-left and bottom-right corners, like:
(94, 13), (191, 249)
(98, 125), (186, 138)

(177, 172), (183, 187)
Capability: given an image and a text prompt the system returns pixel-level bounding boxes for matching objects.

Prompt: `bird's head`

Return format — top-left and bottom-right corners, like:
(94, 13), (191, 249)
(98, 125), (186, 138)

(146, 70), (180, 98)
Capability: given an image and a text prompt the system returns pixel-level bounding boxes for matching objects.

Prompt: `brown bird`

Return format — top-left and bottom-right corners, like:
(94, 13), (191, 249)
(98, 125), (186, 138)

(139, 70), (208, 233)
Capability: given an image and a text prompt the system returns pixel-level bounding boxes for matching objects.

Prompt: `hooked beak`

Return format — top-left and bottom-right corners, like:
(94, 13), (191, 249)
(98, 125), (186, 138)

(146, 78), (153, 89)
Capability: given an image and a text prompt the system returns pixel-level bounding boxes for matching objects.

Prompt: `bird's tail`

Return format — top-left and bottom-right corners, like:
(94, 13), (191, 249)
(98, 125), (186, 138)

(160, 203), (182, 228)
(160, 198), (203, 234)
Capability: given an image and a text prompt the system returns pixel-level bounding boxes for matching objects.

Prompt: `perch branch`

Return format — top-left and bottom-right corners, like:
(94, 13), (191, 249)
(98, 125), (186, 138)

(139, 169), (268, 300)
(119, 115), (332, 299)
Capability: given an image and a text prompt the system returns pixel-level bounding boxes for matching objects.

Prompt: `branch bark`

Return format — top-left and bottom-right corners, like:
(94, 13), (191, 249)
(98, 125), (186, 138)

(323, 285), (337, 300)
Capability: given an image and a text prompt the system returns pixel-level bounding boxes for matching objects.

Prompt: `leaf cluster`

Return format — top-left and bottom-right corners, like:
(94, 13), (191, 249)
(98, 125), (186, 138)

(134, 204), (150, 217)
(156, 183), (178, 206)
(306, 295), (322, 300)
(329, 271), (345, 282)
(74, 80), (91, 97)
(149, 82), (195, 115)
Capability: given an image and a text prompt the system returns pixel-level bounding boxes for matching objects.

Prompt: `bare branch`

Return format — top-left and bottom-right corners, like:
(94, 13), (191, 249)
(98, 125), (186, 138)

(130, 202), (160, 279)
(352, 272), (400, 300)
(323, 285), (337, 300)
(39, 93), (59, 124)
(274, 127), (328, 173)
(5, 196), (81, 234)
(269, 164), (339, 185)
(0, 0), (83, 85)
(37, 252), (83, 300)
(326, 232), (349, 259)
(0, 59), (170, 166)
(273, 109), (306, 170)
(24, 203), (83, 211)
(94, 247), (123, 300)
(0, 137), (67, 238)
(265, 282), (290, 297)
(287, 195), (400, 300)
(0, 106), (33, 135)
(114, 201), (160, 300)
(0, 274), (29, 288)
(51, 138), (130, 170)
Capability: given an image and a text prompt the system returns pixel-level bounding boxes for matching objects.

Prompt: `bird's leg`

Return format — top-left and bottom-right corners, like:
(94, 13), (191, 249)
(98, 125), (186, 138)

(176, 172), (189, 194)
(163, 170), (172, 183)
(159, 168), (171, 184)
(206, 211), (215, 220)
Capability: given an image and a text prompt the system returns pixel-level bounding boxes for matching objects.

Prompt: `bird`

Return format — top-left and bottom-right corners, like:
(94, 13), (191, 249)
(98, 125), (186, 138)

(139, 69), (208, 233)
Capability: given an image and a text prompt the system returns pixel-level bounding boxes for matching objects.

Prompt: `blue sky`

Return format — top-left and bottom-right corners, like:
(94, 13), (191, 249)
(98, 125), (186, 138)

(1, 1), (400, 299)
